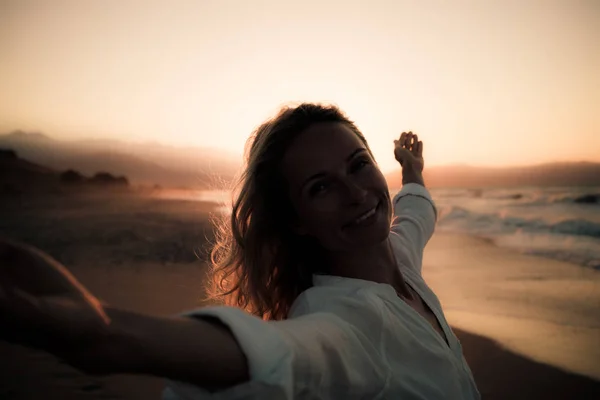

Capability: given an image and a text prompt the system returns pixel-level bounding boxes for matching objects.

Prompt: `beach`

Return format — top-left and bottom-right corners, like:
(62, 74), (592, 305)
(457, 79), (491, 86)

(1, 192), (599, 399)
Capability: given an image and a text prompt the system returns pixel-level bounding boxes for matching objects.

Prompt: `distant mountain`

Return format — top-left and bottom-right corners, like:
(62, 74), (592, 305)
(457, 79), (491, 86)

(0, 148), (131, 195)
(385, 162), (600, 189)
(0, 131), (241, 189)
(0, 148), (56, 181)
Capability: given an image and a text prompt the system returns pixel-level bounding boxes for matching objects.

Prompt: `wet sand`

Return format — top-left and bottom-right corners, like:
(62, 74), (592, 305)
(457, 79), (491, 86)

(423, 233), (600, 381)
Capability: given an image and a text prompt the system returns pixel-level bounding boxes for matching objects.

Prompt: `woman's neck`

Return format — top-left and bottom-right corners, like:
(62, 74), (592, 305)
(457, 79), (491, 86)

(326, 237), (413, 299)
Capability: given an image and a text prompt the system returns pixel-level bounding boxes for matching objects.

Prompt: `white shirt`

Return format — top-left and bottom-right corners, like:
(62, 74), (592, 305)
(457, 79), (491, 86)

(163, 183), (481, 400)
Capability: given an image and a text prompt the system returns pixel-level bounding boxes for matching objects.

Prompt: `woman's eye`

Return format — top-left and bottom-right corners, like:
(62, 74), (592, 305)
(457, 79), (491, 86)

(352, 159), (370, 172)
(309, 182), (329, 196)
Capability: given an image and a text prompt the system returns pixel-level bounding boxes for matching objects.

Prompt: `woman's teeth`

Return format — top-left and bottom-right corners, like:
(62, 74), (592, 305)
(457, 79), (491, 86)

(354, 206), (377, 224)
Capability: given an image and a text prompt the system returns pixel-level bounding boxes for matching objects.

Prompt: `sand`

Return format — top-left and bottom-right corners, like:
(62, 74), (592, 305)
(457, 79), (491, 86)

(423, 233), (600, 381)
(1, 192), (599, 399)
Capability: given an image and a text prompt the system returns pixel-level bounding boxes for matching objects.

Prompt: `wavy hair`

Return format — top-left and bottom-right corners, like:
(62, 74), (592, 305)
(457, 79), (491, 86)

(207, 103), (376, 320)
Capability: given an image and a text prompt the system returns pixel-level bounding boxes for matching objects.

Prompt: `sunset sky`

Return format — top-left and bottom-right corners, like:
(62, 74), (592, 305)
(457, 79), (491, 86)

(1, 0), (598, 173)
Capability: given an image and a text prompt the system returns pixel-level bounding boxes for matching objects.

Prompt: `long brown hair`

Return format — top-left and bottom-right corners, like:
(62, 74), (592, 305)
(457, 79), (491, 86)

(207, 103), (376, 320)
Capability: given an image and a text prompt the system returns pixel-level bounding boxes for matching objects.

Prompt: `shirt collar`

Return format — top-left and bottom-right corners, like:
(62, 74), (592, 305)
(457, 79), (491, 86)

(312, 273), (386, 290)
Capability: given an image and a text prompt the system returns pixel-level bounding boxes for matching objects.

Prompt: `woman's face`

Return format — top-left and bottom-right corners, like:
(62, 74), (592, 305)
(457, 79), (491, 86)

(282, 122), (392, 252)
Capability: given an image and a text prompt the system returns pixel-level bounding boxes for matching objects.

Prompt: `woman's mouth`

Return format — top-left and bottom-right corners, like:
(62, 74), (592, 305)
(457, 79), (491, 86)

(343, 201), (381, 229)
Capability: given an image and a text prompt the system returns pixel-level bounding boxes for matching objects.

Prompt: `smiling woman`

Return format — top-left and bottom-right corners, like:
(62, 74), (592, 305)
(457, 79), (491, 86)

(208, 105), (394, 321)
(0, 103), (480, 400)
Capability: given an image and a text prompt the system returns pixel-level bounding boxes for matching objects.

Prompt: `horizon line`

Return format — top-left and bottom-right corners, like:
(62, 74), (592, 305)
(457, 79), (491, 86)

(2, 130), (599, 172)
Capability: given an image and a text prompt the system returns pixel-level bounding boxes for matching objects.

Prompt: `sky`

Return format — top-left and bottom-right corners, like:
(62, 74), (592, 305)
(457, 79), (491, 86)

(1, 0), (598, 173)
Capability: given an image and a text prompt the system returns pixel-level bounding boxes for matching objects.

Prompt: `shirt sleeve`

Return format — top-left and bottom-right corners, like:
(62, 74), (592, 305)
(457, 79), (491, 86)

(390, 183), (437, 276)
(162, 292), (388, 399)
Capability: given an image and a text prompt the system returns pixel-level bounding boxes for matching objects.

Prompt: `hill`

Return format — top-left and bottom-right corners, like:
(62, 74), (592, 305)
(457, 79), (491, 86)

(0, 131), (240, 189)
(385, 162), (600, 189)
(0, 148), (131, 196)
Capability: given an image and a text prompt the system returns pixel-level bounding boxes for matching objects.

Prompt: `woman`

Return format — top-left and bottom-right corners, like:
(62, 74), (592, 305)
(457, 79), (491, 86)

(0, 103), (480, 399)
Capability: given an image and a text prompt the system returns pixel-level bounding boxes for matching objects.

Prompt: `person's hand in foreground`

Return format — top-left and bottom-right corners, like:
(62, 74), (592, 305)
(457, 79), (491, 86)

(0, 238), (111, 371)
(0, 237), (249, 388)
(394, 131), (425, 186)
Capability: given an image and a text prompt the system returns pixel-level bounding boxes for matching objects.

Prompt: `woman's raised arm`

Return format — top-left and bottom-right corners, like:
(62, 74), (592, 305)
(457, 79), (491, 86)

(389, 183), (437, 275)
(390, 132), (437, 275)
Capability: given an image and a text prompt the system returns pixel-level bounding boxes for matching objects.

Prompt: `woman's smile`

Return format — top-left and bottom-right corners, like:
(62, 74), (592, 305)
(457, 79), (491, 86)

(342, 200), (382, 229)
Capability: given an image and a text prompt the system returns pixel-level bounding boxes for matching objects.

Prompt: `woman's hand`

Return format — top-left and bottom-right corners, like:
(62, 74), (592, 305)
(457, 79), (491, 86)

(0, 238), (110, 369)
(394, 131), (424, 174)
(0, 238), (94, 298)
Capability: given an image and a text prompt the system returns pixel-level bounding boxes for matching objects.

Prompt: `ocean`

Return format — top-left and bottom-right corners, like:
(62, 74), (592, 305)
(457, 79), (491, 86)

(425, 186), (600, 270)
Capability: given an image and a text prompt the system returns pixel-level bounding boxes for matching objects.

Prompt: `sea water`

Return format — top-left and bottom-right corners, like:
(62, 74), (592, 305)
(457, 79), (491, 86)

(425, 186), (600, 270)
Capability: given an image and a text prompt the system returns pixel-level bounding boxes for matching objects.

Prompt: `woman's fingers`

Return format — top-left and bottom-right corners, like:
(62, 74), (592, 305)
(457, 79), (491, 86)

(396, 131), (422, 154)
(399, 132), (406, 148)
(406, 132), (417, 150)
(0, 240), (85, 298)
(399, 131), (409, 149)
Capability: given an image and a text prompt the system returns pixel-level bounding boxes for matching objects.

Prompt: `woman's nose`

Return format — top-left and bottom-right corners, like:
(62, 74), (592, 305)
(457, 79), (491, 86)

(343, 179), (367, 204)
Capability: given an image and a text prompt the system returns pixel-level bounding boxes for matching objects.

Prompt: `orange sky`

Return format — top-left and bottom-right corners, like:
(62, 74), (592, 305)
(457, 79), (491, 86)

(1, 0), (598, 173)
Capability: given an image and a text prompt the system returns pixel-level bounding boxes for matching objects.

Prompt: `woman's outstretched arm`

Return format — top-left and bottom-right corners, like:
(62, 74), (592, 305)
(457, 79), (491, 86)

(1, 239), (386, 398)
(0, 290), (250, 391)
(91, 307), (249, 391)
(0, 239), (249, 391)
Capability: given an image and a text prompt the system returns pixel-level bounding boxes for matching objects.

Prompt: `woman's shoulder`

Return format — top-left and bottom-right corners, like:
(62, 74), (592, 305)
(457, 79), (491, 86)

(289, 284), (384, 323)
